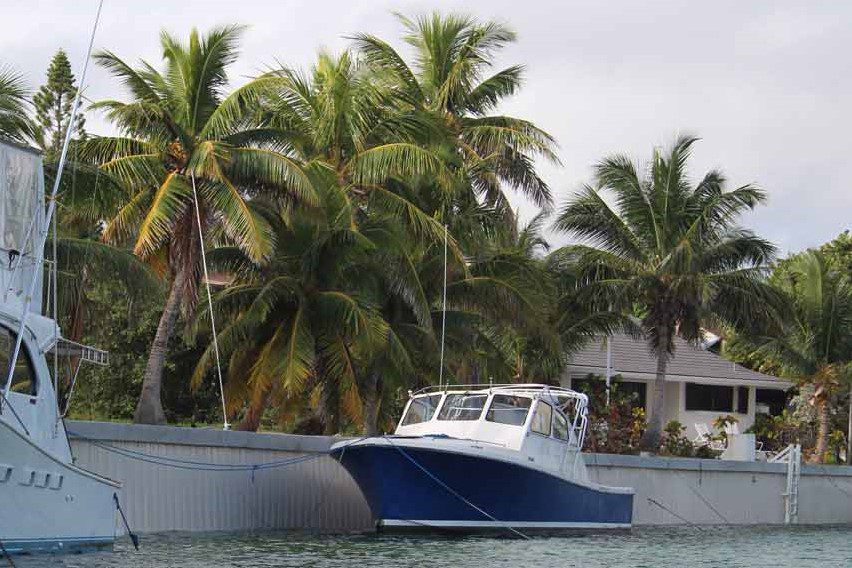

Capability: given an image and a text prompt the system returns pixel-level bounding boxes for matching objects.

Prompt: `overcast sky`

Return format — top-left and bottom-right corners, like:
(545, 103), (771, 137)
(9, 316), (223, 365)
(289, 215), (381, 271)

(3, 1), (850, 254)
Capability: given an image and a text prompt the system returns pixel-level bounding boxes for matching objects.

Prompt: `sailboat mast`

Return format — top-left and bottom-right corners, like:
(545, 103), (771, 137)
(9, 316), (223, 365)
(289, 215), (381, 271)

(2, 0), (104, 398)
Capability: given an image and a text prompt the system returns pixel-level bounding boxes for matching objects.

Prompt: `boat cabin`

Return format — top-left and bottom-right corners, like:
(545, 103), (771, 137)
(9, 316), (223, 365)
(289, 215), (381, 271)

(395, 384), (589, 452)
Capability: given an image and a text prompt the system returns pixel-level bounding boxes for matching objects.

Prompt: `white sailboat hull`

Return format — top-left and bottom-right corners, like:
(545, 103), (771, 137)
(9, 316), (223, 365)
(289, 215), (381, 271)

(0, 420), (119, 554)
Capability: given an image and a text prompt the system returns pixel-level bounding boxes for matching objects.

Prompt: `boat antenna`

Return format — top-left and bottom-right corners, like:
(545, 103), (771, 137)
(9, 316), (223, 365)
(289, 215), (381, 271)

(190, 173), (230, 431)
(438, 223), (448, 389)
(2, 0), (104, 400)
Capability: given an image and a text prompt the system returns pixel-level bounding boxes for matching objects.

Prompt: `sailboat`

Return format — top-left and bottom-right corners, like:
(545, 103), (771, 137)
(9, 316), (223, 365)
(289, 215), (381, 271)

(0, 139), (119, 553)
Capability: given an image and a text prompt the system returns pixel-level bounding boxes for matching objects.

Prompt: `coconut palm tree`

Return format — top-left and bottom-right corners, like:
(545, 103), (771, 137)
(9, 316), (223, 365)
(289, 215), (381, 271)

(82, 26), (316, 424)
(732, 251), (852, 463)
(352, 12), (559, 223)
(0, 66), (32, 142)
(189, 49), (451, 433)
(192, 193), (413, 434)
(552, 135), (781, 448)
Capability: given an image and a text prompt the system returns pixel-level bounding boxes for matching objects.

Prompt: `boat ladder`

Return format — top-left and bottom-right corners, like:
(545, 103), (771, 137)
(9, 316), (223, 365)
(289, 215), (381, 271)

(769, 443), (801, 524)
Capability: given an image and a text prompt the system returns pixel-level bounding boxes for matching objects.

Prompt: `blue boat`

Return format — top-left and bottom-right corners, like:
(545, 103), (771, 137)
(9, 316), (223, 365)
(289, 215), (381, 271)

(331, 384), (634, 533)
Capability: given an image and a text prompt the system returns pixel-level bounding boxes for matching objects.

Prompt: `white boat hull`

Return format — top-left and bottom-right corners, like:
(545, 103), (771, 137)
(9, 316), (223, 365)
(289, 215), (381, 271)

(0, 420), (119, 554)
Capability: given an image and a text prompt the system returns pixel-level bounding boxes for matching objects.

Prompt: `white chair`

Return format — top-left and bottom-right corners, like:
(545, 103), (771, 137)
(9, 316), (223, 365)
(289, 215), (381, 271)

(693, 423), (725, 451)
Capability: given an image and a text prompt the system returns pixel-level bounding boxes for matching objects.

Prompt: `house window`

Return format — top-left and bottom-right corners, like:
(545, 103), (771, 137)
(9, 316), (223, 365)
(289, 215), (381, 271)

(756, 389), (787, 416)
(736, 387), (749, 414)
(685, 383), (733, 412)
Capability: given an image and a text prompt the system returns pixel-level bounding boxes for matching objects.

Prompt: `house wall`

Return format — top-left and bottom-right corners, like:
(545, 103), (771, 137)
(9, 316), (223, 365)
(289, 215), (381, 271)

(67, 421), (852, 531)
(563, 376), (759, 442)
(675, 384), (755, 441)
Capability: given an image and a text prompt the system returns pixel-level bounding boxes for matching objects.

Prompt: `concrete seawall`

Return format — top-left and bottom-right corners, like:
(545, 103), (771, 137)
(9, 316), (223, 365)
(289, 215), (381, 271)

(67, 421), (852, 533)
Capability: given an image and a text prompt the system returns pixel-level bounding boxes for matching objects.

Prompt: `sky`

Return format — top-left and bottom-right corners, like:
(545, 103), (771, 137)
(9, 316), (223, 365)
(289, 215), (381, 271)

(2, 0), (850, 254)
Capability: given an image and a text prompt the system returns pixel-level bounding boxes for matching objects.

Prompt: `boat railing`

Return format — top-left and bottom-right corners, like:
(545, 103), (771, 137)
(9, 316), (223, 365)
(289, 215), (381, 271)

(412, 383), (586, 399)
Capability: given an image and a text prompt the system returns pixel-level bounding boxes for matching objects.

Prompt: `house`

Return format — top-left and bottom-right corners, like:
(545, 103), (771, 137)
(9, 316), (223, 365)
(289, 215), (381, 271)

(561, 333), (792, 440)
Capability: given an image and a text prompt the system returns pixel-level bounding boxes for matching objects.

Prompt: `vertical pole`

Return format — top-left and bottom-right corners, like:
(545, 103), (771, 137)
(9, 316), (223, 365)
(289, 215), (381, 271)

(847, 385), (851, 465)
(2, 0), (103, 398)
(438, 224), (448, 389)
(190, 174), (230, 431)
(605, 335), (612, 406)
(52, 198), (59, 426)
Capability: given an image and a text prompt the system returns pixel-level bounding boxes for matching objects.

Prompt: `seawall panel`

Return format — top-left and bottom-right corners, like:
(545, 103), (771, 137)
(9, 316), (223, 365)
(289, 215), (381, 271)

(67, 421), (852, 532)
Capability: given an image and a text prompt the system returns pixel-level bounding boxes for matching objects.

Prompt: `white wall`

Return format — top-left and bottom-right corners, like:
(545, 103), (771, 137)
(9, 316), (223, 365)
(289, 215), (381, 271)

(67, 421), (852, 531)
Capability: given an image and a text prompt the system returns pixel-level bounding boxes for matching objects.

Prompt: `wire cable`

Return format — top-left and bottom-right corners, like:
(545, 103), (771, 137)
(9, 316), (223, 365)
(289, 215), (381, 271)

(68, 430), (367, 472)
(189, 173), (229, 431)
(438, 224), (448, 389)
(2, 0), (104, 403)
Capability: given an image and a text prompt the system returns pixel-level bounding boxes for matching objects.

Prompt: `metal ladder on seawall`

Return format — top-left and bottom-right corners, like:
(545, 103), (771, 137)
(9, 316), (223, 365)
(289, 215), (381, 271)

(770, 443), (801, 524)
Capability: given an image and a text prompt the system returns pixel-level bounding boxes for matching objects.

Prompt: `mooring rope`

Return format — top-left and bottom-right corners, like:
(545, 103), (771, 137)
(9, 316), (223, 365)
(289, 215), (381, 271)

(382, 436), (532, 540)
(815, 465), (852, 498)
(646, 497), (699, 528)
(67, 431), (368, 473)
(681, 474), (730, 524)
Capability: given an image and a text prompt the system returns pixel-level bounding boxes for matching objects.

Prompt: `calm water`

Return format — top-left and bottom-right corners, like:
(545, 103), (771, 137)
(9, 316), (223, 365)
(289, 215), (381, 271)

(14, 526), (852, 567)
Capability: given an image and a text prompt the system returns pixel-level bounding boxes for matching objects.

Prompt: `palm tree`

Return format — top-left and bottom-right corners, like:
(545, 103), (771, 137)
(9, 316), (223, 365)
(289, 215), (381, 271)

(731, 251), (852, 463)
(190, 49), (451, 433)
(552, 135), (781, 448)
(352, 12), (559, 224)
(83, 26), (316, 424)
(192, 194), (409, 434)
(0, 66), (32, 142)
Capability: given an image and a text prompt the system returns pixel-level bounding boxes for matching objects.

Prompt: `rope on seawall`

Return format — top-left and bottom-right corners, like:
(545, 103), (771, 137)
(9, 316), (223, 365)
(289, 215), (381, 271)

(646, 497), (700, 528)
(67, 430), (369, 473)
(679, 473), (730, 524)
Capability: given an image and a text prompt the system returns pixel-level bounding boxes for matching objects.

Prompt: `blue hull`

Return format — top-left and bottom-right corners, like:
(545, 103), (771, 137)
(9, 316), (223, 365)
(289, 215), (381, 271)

(332, 441), (633, 532)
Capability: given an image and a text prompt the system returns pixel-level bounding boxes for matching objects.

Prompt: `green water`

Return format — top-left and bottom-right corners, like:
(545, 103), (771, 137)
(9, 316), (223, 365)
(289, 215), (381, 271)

(14, 526), (852, 567)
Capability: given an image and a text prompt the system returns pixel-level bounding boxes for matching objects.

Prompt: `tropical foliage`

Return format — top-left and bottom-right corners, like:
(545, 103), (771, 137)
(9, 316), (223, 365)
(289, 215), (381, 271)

(727, 251), (852, 462)
(551, 135), (782, 448)
(79, 25), (317, 424)
(3, 12), (850, 464)
(0, 66), (32, 142)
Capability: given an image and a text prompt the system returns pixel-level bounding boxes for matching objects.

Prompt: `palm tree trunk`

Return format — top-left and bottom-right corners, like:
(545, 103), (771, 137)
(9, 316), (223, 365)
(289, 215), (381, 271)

(133, 270), (185, 425)
(360, 372), (382, 436)
(317, 354), (340, 435)
(814, 396), (830, 463)
(641, 345), (669, 451)
(237, 390), (268, 432)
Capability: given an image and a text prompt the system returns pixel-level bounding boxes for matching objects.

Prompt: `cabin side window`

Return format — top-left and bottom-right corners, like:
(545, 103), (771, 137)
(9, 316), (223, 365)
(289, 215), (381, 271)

(437, 394), (487, 421)
(485, 395), (532, 426)
(400, 394), (442, 426)
(0, 326), (37, 396)
(530, 401), (552, 436)
(552, 411), (569, 441)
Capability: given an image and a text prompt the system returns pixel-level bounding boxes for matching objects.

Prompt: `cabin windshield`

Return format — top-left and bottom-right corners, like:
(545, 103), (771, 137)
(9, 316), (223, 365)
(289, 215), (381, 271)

(485, 394), (532, 426)
(437, 393), (487, 421)
(400, 394), (442, 426)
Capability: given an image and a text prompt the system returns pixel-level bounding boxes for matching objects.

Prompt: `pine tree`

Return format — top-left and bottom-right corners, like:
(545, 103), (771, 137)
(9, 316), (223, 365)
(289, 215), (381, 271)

(33, 49), (85, 159)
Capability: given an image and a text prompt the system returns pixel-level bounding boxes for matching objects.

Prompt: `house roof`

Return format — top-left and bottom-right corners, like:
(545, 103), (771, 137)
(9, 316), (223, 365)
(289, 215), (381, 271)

(565, 333), (792, 389)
